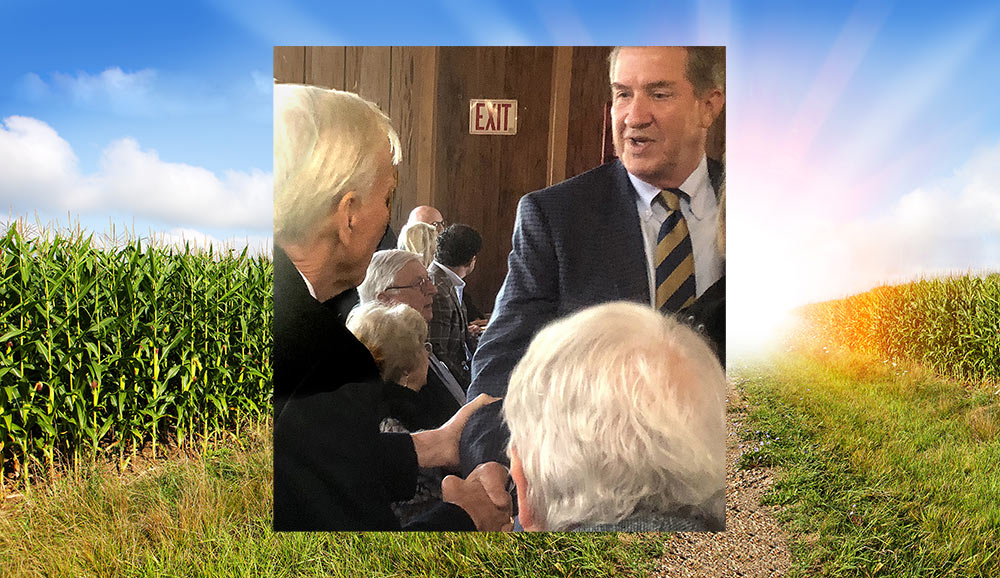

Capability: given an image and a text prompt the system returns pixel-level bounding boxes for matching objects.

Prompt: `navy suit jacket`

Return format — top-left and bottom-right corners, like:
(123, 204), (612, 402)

(460, 159), (723, 475)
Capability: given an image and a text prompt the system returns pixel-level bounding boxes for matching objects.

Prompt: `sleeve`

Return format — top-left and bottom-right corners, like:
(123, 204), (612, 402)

(274, 381), (407, 531)
(428, 289), (468, 385)
(403, 503), (477, 531)
(459, 193), (561, 474)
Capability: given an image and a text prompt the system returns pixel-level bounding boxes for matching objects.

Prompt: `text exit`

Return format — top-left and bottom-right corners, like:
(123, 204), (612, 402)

(469, 99), (518, 135)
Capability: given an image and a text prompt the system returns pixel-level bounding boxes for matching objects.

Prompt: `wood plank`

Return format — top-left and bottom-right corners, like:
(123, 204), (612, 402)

(346, 47), (391, 115)
(566, 46), (612, 178)
(389, 47), (421, 230)
(305, 46), (346, 89)
(547, 46), (573, 187)
(273, 47), (306, 84)
(414, 48), (438, 213)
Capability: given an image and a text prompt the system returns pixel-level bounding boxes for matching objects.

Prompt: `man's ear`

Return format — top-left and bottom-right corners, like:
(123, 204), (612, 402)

(333, 191), (361, 243)
(510, 447), (538, 531)
(698, 88), (725, 129)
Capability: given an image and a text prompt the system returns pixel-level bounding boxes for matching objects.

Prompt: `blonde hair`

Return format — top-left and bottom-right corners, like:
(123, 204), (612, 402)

(346, 301), (427, 385)
(397, 221), (438, 268)
(273, 84), (401, 243)
(504, 302), (726, 531)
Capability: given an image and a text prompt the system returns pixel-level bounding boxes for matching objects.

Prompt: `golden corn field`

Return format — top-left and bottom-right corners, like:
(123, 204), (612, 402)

(794, 273), (1000, 384)
(0, 225), (272, 479)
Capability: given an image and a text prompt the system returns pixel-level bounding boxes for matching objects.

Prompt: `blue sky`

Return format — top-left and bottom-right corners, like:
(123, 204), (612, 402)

(2, 0), (999, 351)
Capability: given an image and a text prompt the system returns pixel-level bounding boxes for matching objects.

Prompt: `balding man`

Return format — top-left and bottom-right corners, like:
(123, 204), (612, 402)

(407, 205), (446, 232)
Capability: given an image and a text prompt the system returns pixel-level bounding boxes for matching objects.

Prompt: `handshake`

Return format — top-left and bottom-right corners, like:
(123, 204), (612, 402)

(410, 394), (512, 531)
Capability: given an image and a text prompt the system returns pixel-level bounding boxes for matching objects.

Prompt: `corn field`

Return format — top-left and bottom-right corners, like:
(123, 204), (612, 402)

(794, 274), (1000, 384)
(0, 225), (272, 479)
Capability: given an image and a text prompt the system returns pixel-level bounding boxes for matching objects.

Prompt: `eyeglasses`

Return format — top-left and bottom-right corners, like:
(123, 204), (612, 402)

(385, 276), (434, 293)
(430, 220), (446, 232)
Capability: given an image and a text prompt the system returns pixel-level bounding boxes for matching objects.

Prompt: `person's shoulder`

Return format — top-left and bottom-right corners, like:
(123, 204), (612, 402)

(526, 160), (625, 204)
(428, 262), (453, 287)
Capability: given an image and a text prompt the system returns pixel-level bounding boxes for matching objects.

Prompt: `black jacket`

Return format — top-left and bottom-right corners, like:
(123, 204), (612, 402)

(272, 246), (474, 531)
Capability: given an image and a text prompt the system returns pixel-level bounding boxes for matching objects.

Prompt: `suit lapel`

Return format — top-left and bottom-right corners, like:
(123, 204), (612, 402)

(611, 161), (652, 305)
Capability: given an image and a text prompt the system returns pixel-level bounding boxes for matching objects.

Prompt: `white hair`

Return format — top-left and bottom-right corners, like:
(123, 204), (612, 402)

(273, 84), (402, 243)
(357, 249), (424, 305)
(504, 301), (726, 531)
(397, 221), (438, 268)
(346, 301), (427, 384)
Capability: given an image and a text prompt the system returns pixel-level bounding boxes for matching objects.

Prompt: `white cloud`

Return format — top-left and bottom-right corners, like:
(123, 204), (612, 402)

(0, 116), (89, 207)
(729, 142), (1000, 356)
(53, 67), (157, 112)
(0, 116), (271, 231)
(19, 67), (231, 117)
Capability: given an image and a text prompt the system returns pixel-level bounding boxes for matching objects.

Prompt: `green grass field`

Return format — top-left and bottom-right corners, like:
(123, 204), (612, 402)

(0, 419), (664, 578)
(733, 350), (1000, 577)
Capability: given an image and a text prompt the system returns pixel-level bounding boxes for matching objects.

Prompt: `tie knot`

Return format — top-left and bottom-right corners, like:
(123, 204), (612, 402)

(658, 188), (685, 211)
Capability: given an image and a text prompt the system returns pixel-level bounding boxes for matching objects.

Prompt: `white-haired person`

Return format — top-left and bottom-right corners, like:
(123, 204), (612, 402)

(347, 301), (450, 525)
(397, 221), (439, 268)
(358, 249), (466, 429)
(504, 301), (726, 531)
(272, 83), (511, 532)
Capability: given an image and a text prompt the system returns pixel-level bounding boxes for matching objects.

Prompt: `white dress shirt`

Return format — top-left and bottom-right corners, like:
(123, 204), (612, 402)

(432, 260), (466, 305)
(630, 155), (723, 305)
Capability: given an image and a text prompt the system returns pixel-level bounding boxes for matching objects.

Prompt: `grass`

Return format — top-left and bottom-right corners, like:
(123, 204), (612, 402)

(0, 419), (665, 578)
(733, 350), (1000, 577)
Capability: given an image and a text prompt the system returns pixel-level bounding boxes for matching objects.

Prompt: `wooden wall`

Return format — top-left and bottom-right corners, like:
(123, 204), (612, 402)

(273, 46), (724, 312)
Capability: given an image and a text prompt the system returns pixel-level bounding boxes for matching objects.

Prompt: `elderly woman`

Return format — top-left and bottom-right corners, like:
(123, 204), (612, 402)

(272, 84), (510, 532)
(358, 249), (466, 428)
(397, 221), (439, 268)
(504, 301), (726, 531)
(347, 301), (430, 396)
(347, 301), (450, 525)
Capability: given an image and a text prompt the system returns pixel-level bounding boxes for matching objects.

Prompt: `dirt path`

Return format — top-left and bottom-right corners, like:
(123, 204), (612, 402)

(651, 385), (792, 577)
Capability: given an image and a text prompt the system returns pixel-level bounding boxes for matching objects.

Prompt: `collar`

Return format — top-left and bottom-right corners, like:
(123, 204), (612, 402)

(432, 260), (466, 290)
(296, 268), (318, 300)
(628, 155), (712, 220)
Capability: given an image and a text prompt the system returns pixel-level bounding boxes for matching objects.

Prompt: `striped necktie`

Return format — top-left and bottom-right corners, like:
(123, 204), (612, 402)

(655, 188), (696, 312)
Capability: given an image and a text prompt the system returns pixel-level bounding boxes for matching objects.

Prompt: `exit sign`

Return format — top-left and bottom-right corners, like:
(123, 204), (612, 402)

(469, 99), (518, 135)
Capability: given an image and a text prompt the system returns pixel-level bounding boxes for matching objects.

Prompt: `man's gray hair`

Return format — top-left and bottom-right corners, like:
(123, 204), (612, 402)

(608, 46), (725, 96)
(273, 84), (402, 243)
(357, 249), (424, 305)
(504, 301), (726, 531)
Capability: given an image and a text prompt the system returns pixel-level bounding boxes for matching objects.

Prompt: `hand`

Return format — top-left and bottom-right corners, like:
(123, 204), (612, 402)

(442, 462), (514, 531)
(411, 394), (500, 469)
(467, 323), (484, 338)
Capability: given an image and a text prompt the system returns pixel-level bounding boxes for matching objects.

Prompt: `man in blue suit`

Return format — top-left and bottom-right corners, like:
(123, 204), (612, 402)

(460, 46), (726, 474)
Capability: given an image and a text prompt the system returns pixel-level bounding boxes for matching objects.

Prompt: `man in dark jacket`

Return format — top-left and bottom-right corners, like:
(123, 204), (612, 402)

(273, 83), (511, 531)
